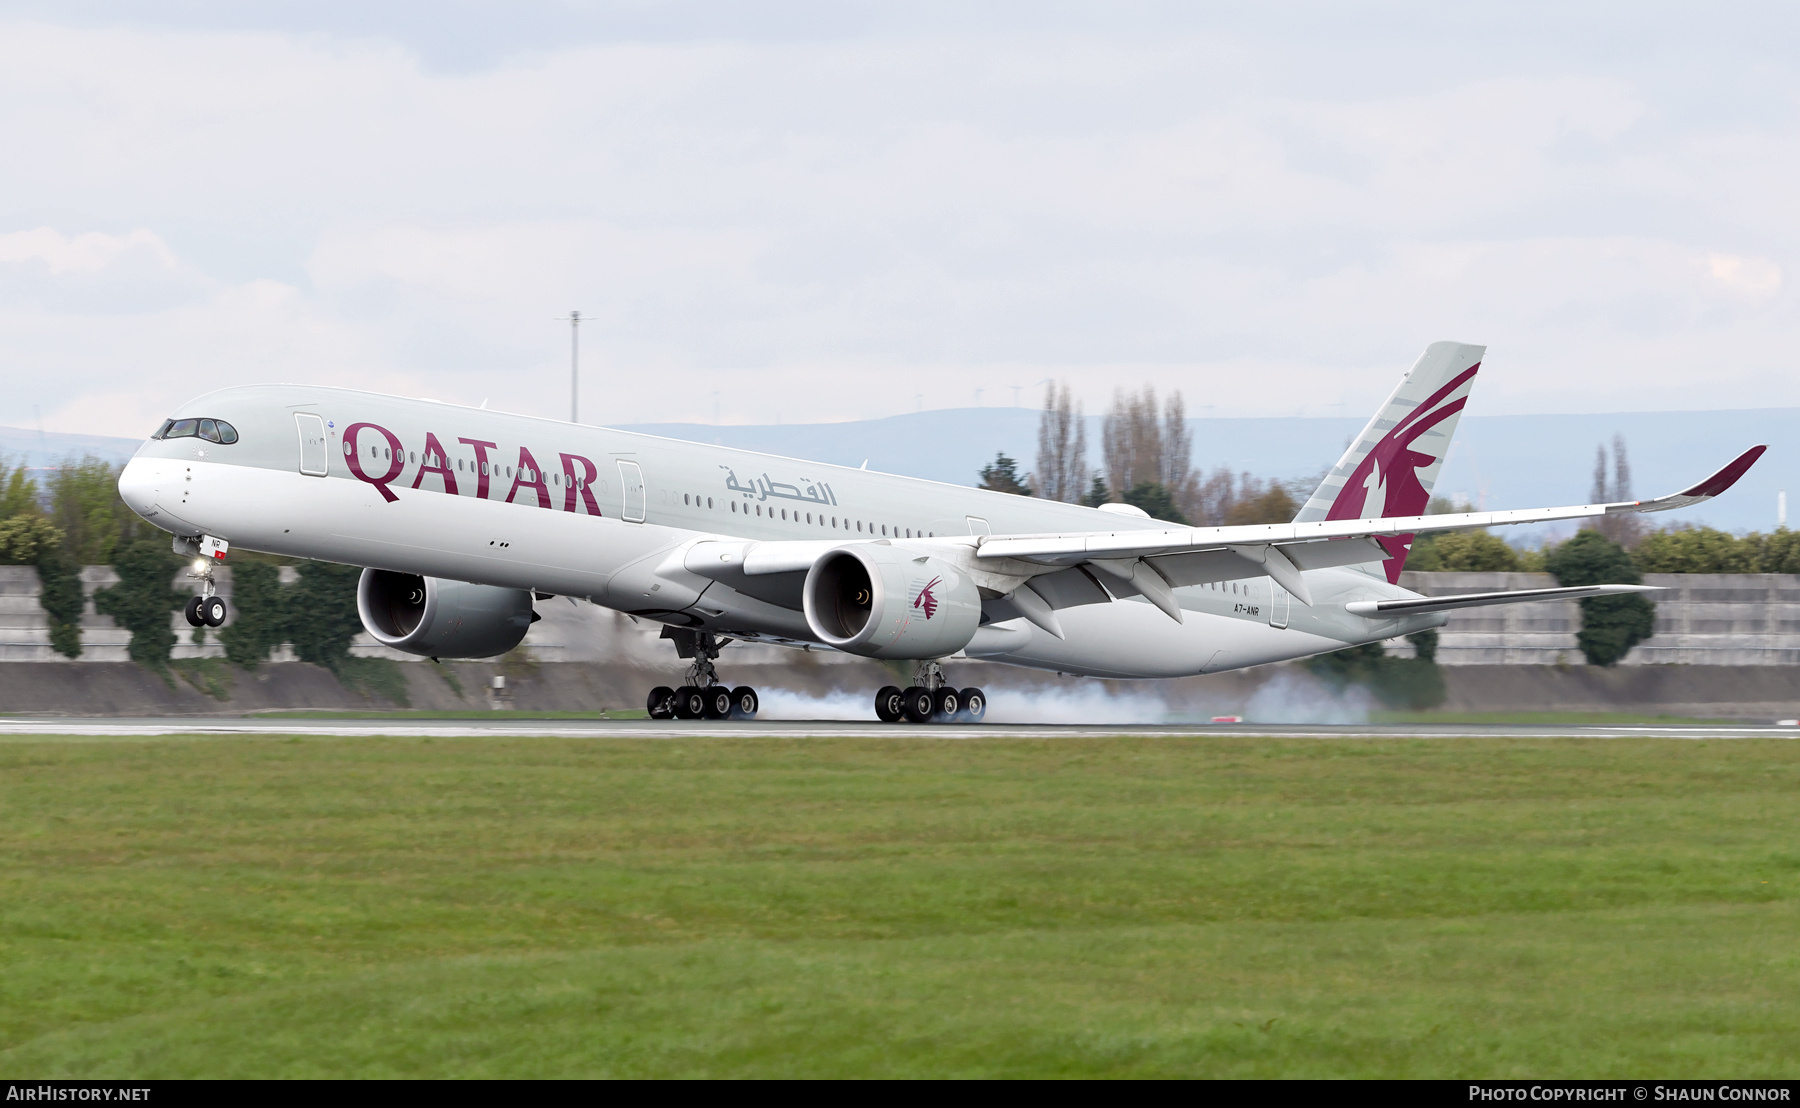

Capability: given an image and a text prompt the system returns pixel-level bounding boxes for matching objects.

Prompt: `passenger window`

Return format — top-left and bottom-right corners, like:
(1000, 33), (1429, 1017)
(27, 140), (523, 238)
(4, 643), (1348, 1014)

(707, 497), (713, 509)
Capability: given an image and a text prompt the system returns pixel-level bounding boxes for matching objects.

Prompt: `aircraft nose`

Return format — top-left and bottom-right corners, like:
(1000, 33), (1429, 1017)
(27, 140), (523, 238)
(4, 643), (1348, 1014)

(117, 458), (160, 517)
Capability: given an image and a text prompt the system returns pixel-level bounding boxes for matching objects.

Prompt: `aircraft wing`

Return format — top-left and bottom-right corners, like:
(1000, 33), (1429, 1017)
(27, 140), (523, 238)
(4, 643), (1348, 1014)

(969, 445), (1765, 607)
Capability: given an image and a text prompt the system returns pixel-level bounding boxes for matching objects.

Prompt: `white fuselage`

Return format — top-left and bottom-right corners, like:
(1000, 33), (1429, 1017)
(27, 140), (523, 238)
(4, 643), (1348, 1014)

(118, 385), (1436, 679)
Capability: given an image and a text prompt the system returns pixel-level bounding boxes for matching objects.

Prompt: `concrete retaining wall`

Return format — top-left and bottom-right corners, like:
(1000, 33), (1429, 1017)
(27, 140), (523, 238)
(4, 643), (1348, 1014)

(6, 565), (1800, 671)
(1398, 572), (1800, 665)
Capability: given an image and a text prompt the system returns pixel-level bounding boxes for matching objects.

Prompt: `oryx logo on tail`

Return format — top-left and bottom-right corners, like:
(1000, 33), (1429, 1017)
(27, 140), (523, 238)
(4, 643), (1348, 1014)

(1295, 341), (1486, 583)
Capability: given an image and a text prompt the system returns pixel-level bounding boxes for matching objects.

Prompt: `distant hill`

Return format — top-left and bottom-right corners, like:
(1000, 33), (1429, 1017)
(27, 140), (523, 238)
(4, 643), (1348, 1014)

(0, 426), (142, 470)
(6, 406), (1788, 539)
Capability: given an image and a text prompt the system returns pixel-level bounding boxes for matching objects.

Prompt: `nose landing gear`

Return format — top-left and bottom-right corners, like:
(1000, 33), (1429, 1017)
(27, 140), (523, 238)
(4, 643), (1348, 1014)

(874, 661), (986, 724)
(645, 628), (759, 721)
(177, 534), (230, 628)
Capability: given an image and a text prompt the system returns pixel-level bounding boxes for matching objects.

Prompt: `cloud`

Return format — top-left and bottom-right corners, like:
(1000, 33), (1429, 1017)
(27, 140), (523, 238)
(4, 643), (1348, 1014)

(0, 13), (1797, 437)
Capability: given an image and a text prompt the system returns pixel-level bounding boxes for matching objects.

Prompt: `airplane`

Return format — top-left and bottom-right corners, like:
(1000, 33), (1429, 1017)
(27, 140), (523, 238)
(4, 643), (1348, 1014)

(115, 341), (1764, 723)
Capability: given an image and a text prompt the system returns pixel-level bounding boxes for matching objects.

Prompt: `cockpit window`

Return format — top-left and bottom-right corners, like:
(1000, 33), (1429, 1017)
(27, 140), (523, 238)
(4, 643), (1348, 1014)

(154, 417), (238, 443)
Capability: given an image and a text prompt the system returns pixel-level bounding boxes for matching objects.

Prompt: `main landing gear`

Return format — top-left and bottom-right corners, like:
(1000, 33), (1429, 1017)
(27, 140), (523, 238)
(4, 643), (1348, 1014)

(645, 628), (760, 721)
(874, 660), (986, 724)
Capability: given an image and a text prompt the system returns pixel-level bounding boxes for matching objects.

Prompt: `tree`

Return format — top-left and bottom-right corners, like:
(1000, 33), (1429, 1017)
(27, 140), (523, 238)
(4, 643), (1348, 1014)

(284, 561), (365, 670)
(35, 553), (84, 659)
(1545, 530), (1655, 666)
(1101, 385), (1195, 512)
(50, 456), (127, 564)
(218, 558), (288, 668)
(1033, 380), (1087, 503)
(1588, 434), (1644, 547)
(1406, 530), (1522, 572)
(1081, 474), (1110, 508)
(0, 515), (83, 658)
(1222, 484), (1298, 526)
(1629, 526), (1800, 574)
(1304, 640), (1445, 709)
(977, 453), (1032, 497)
(0, 457), (39, 521)
(1121, 481), (1189, 525)
(1757, 529), (1800, 573)
(94, 539), (185, 669)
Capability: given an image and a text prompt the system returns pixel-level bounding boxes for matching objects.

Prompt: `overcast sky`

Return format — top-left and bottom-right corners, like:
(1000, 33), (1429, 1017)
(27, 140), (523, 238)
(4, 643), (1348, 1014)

(2, 1), (1797, 438)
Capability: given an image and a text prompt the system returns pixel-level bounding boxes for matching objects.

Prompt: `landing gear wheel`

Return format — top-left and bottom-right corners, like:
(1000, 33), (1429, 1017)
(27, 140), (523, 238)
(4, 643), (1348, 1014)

(960, 687), (986, 723)
(932, 687), (960, 722)
(703, 685), (733, 719)
(730, 686), (759, 720)
(901, 686), (934, 724)
(874, 685), (904, 723)
(184, 596), (205, 627)
(646, 686), (676, 720)
(673, 685), (706, 720)
(200, 596), (228, 628)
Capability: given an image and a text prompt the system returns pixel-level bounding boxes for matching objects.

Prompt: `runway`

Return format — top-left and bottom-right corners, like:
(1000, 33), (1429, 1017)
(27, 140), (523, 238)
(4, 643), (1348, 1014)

(0, 716), (1795, 739)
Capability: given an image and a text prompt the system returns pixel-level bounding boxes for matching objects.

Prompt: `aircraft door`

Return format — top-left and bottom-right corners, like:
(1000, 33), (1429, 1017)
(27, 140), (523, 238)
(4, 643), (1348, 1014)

(965, 516), (991, 536)
(295, 413), (328, 476)
(617, 460), (646, 522)
(1269, 581), (1290, 629)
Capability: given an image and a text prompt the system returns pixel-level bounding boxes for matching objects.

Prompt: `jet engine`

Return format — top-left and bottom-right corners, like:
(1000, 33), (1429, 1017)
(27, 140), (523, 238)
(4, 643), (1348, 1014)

(356, 569), (536, 659)
(802, 544), (981, 659)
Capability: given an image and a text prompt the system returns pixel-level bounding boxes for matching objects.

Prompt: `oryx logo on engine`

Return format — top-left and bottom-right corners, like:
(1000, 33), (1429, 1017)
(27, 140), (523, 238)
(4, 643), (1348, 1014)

(912, 576), (943, 619)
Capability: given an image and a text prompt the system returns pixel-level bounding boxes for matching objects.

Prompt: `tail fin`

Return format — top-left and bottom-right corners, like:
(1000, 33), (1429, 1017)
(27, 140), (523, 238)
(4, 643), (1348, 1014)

(1293, 340), (1485, 581)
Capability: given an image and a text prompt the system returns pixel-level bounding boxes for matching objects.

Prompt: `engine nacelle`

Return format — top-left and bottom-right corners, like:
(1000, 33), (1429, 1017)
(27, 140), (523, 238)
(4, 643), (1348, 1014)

(356, 569), (535, 659)
(802, 545), (981, 659)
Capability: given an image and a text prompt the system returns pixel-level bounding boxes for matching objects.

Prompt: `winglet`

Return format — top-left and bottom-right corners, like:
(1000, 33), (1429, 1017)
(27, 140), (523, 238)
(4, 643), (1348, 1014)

(1612, 445), (1767, 515)
(1680, 444), (1766, 498)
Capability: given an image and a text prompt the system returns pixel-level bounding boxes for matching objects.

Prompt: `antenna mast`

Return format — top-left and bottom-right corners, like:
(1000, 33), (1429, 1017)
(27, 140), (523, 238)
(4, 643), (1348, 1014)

(559, 310), (583, 422)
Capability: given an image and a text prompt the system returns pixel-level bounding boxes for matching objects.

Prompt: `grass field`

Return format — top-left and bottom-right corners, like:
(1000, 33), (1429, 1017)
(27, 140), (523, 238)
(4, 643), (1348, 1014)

(0, 734), (1795, 1077)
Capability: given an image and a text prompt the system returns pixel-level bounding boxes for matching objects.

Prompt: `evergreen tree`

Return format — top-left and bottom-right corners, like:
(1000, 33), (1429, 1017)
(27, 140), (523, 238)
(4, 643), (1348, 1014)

(1304, 639), (1445, 709)
(1081, 475), (1110, 508)
(1122, 481), (1189, 524)
(1545, 529), (1655, 666)
(35, 554), (84, 659)
(977, 453), (1033, 497)
(94, 540), (185, 669)
(218, 559), (288, 668)
(284, 561), (365, 670)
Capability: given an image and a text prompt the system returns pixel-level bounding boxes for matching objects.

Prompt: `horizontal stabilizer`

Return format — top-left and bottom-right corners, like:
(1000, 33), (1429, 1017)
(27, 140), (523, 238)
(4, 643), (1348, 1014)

(1345, 583), (1662, 618)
